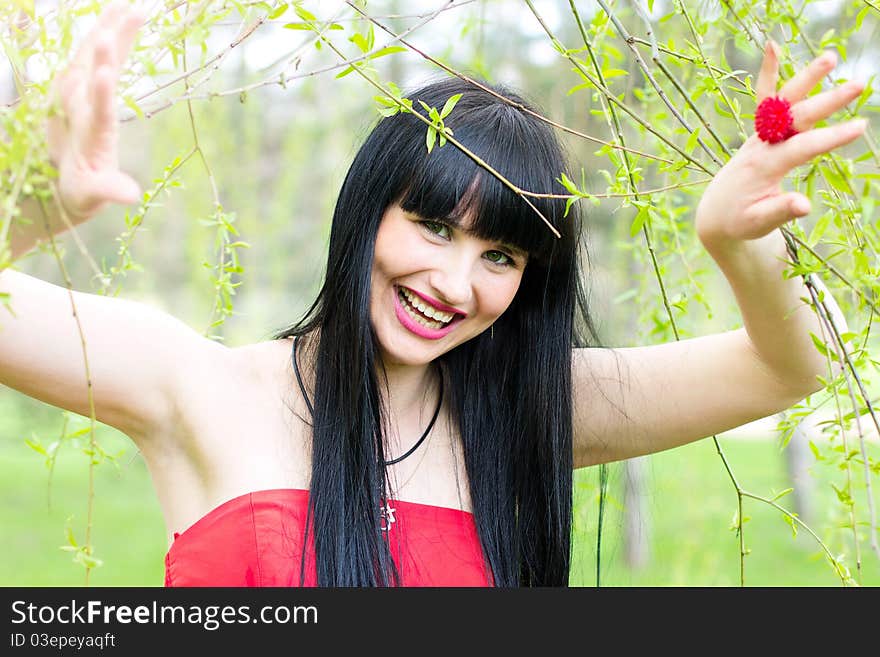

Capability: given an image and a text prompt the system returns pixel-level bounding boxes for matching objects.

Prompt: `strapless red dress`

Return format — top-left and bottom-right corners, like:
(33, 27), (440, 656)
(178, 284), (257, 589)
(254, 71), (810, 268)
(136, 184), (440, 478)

(164, 488), (492, 587)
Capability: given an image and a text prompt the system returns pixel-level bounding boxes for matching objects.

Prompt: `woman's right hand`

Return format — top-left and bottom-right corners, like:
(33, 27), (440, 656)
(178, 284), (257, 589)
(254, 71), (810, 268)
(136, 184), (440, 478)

(47, 2), (144, 222)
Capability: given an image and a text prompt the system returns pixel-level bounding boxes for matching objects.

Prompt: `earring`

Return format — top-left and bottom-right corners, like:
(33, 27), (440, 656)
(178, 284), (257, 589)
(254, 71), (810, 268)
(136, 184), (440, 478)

(490, 325), (494, 340)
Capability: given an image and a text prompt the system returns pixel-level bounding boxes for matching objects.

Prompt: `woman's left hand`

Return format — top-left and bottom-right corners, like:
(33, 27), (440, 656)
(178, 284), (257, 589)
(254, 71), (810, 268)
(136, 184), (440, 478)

(695, 41), (867, 250)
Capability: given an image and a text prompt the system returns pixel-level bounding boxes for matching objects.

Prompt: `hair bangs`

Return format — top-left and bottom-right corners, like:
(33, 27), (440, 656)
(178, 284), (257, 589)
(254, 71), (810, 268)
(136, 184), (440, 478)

(397, 100), (571, 263)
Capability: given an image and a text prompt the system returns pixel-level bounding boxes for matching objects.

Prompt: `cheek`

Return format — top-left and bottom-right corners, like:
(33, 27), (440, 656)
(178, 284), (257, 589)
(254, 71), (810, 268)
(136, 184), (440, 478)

(373, 229), (426, 280)
(481, 274), (523, 318)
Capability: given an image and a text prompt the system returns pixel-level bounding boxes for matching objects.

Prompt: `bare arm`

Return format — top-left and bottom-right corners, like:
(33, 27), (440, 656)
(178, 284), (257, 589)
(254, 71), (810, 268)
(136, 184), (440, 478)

(0, 5), (225, 444)
(573, 44), (862, 468)
(0, 268), (226, 440)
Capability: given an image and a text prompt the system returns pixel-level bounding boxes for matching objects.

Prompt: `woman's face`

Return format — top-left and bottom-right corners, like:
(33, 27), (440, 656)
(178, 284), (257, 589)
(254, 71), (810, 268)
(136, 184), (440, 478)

(370, 203), (527, 367)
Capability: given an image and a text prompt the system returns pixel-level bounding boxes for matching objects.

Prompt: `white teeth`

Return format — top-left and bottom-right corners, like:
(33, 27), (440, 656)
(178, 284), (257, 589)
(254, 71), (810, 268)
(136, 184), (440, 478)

(398, 288), (455, 330)
(400, 288), (454, 323)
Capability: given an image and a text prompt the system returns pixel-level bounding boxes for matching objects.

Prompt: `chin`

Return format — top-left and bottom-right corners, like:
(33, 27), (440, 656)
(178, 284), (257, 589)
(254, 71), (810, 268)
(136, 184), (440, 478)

(378, 336), (441, 367)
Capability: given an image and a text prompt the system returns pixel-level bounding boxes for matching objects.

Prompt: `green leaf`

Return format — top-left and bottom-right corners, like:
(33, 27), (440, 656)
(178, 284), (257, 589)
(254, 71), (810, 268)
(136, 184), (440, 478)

(855, 6), (870, 31)
(818, 28), (836, 49)
(807, 211), (831, 247)
(65, 524), (77, 547)
(77, 552), (103, 569)
(558, 172), (579, 195)
(268, 3), (289, 19)
(24, 438), (46, 455)
(426, 125), (437, 153)
(629, 203), (649, 237)
(439, 93), (462, 119)
(350, 32), (370, 53)
(600, 68), (628, 79)
(366, 45), (407, 61)
(809, 332), (832, 359)
(823, 166), (851, 194)
(121, 95), (144, 120)
(831, 484), (853, 506)
(335, 63), (358, 79)
(567, 81), (595, 95)
(293, 6), (316, 22)
(771, 488), (794, 502)
(685, 126), (700, 155)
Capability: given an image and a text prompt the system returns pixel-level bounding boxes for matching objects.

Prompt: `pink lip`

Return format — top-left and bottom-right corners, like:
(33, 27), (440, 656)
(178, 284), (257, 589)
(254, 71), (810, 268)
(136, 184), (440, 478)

(403, 287), (467, 318)
(393, 286), (465, 340)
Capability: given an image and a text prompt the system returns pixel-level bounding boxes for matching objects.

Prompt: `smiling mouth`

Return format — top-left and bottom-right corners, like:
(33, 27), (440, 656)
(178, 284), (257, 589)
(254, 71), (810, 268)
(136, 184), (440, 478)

(397, 286), (459, 330)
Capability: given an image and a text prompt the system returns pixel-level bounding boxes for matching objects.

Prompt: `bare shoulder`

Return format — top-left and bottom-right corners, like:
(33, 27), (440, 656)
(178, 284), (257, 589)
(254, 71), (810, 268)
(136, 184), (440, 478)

(146, 335), (311, 538)
(227, 336), (296, 389)
(169, 335), (302, 449)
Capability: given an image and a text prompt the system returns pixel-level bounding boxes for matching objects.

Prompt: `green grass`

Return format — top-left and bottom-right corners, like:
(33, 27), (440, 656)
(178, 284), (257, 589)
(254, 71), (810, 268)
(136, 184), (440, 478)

(1, 429), (166, 586)
(1, 400), (877, 587)
(571, 435), (880, 586)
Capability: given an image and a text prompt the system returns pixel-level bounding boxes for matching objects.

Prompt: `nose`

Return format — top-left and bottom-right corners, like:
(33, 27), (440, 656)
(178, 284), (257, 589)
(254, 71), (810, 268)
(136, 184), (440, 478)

(427, 249), (475, 309)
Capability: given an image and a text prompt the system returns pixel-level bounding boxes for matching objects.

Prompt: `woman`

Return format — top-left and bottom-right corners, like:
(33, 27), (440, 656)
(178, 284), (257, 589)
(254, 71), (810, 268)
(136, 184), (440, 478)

(1, 5), (865, 586)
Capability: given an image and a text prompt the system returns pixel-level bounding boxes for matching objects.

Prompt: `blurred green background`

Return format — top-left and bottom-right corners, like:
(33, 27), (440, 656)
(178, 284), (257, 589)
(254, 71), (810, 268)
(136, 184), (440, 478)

(2, 1), (879, 586)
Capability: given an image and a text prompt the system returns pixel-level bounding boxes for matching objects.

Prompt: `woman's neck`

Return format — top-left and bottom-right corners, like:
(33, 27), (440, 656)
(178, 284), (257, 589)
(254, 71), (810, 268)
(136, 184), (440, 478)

(379, 359), (440, 417)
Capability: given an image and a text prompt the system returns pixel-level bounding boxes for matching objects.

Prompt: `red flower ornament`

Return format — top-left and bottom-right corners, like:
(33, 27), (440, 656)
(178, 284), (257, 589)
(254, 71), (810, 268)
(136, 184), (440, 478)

(755, 95), (797, 143)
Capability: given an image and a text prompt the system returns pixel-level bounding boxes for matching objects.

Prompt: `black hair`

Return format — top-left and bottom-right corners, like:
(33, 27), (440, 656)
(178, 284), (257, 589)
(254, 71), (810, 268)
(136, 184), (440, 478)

(274, 75), (600, 586)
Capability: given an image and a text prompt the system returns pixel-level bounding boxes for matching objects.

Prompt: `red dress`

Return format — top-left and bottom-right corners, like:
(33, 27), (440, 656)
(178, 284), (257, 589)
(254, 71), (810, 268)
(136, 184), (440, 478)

(164, 488), (492, 587)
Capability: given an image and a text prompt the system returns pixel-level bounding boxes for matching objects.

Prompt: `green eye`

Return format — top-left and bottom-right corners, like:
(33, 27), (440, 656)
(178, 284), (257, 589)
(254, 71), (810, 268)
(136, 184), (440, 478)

(422, 221), (450, 238)
(485, 250), (513, 266)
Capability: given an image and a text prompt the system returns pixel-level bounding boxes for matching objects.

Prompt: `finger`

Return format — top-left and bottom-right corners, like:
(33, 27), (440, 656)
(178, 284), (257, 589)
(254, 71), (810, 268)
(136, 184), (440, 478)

(91, 63), (117, 128)
(60, 69), (89, 123)
(92, 34), (116, 72)
(97, 171), (141, 205)
(792, 81), (864, 131)
(756, 40), (780, 103)
(771, 119), (867, 173)
(88, 38), (117, 131)
(55, 69), (80, 103)
(114, 9), (146, 68)
(79, 171), (141, 211)
(743, 192), (812, 237)
(69, 1), (127, 71)
(779, 50), (837, 102)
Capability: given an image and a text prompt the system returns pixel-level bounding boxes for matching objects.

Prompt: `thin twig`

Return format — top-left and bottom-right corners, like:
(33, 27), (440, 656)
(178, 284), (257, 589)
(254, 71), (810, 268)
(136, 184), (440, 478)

(601, 0), (722, 166)
(346, 1), (678, 168)
(678, 0), (748, 138)
(523, 0), (713, 175)
(37, 194), (99, 586)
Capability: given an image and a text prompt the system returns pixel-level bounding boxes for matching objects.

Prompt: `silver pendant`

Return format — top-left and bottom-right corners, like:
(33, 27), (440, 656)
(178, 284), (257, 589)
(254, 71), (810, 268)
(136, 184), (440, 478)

(379, 503), (397, 532)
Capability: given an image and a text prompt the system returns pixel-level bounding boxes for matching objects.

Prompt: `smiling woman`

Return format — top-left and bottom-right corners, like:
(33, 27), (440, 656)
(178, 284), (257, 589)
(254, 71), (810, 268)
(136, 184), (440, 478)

(272, 75), (595, 585)
(373, 203), (527, 356)
(0, 2), (871, 589)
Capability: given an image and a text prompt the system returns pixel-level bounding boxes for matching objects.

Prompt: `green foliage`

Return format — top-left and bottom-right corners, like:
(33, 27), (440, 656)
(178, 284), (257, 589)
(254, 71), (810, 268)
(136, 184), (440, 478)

(1, 0), (878, 585)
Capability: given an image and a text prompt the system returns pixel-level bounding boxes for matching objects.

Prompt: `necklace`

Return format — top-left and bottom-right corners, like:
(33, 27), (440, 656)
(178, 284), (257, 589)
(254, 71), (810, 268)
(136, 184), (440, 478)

(292, 335), (443, 467)
(382, 374), (443, 466)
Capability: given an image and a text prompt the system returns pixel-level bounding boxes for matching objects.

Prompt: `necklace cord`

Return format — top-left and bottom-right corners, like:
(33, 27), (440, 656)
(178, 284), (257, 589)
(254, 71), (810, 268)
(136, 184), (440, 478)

(291, 335), (443, 467)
